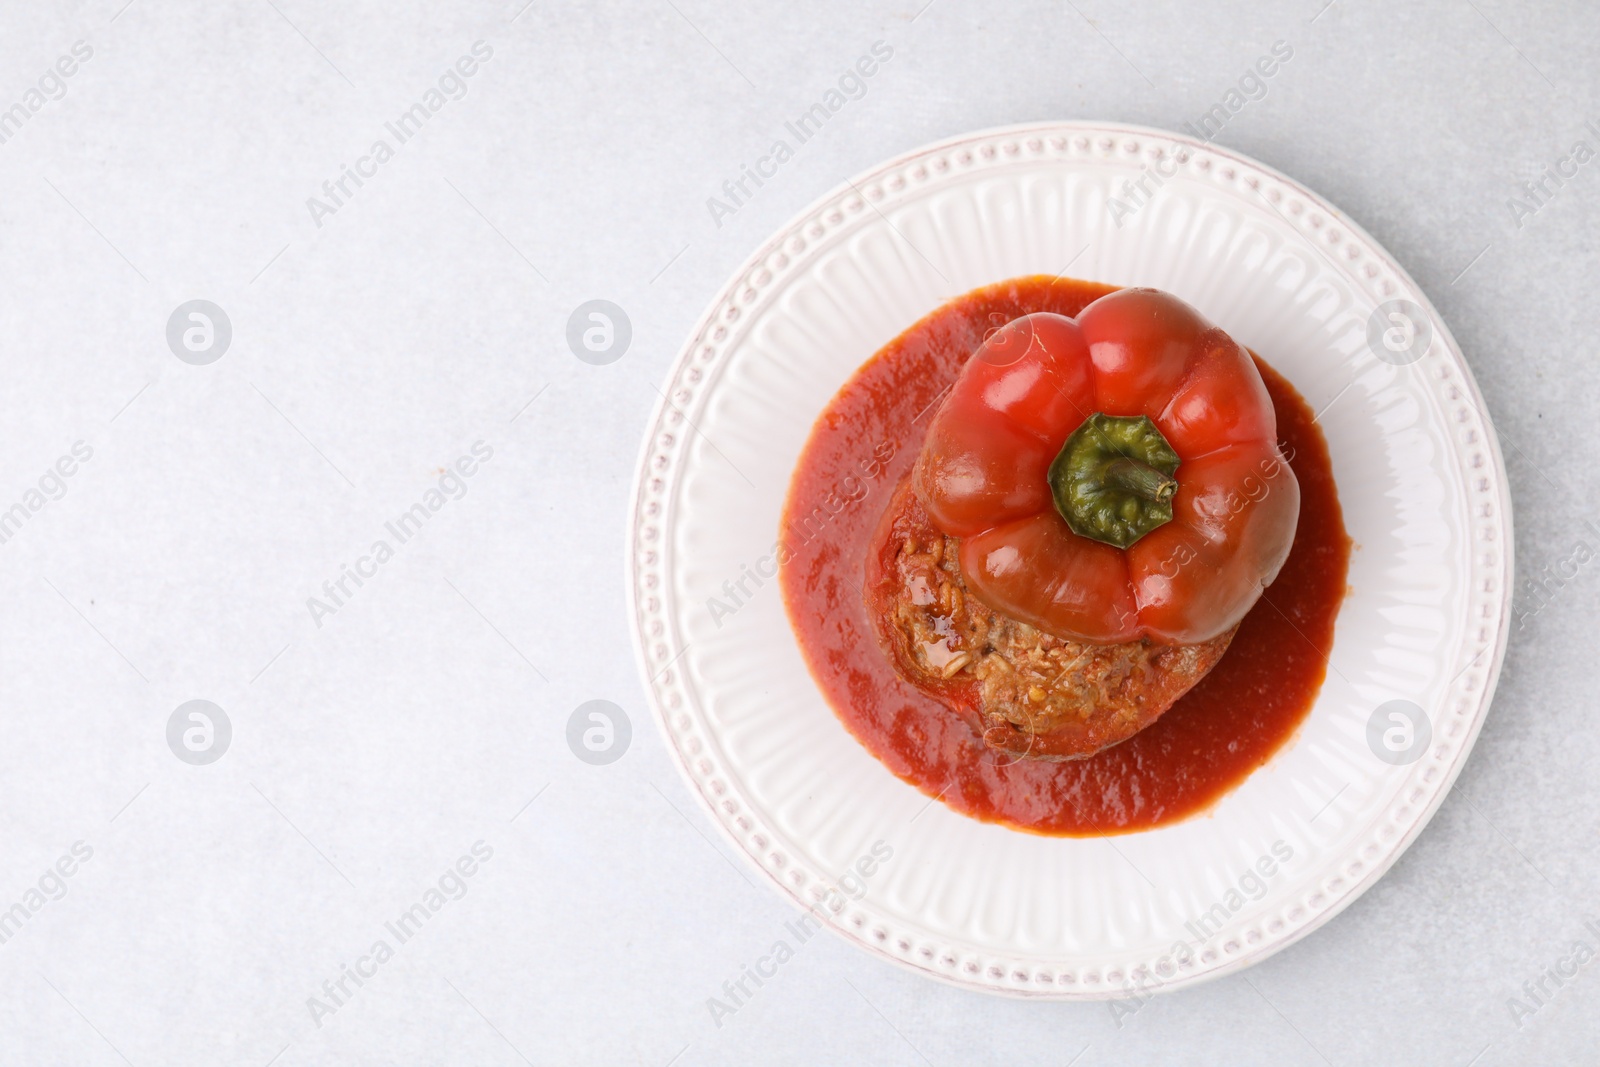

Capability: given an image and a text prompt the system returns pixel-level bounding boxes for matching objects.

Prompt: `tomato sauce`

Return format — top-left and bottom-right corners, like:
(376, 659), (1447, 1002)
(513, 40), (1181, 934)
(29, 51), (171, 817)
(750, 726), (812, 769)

(779, 276), (1351, 836)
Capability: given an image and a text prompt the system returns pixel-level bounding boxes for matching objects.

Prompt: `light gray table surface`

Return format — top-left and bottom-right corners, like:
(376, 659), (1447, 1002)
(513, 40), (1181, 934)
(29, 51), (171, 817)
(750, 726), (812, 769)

(0, 1), (1593, 1064)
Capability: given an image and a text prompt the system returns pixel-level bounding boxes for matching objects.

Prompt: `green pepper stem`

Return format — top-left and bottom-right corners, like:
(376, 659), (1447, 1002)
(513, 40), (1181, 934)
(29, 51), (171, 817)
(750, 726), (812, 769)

(1103, 457), (1178, 502)
(1048, 413), (1182, 549)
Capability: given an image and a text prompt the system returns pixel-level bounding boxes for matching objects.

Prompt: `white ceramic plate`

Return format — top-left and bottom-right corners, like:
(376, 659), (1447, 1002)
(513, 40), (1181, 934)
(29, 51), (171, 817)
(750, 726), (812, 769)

(626, 122), (1512, 998)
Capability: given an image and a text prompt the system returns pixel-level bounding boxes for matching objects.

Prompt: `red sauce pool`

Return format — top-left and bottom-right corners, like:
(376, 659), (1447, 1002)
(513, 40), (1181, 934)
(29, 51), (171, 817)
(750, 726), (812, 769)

(779, 275), (1351, 836)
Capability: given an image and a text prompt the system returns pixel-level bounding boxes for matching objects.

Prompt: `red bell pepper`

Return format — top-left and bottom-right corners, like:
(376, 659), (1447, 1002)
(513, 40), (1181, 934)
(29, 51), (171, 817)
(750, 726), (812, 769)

(912, 287), (1300, 645)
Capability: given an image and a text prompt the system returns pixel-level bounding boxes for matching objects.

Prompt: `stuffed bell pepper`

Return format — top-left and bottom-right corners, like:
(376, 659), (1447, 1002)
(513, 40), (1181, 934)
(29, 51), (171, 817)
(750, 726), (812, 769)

(866, 287), (1300, 760)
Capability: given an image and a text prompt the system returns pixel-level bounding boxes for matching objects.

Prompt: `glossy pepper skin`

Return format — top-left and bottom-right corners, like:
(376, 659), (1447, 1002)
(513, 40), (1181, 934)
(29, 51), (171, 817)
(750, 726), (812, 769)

(911, 288), (1300, 646)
